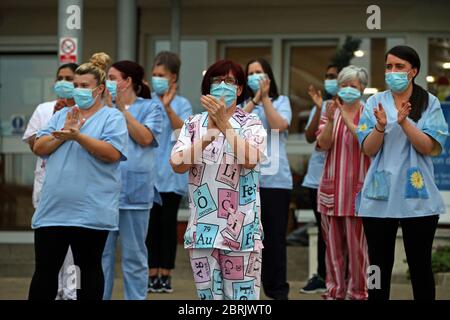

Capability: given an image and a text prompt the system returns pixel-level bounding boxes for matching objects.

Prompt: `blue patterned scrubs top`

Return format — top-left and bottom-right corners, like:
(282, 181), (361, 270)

(356, 90), (449, 218)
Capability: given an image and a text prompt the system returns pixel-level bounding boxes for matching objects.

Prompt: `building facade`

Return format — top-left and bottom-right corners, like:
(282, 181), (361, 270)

(0, 0), (449, 229)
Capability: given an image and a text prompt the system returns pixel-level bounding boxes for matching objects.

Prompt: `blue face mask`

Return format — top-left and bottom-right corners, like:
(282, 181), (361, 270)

(210, 81), (237, 107)
(247, 73), (266, 93)
(337, 86), (361, 104)
(106, 80), (117, 99)
(152, 77), (169, 95)
(324, 79), (339, 96)
(385, 72), (410, 93)
(73, 87), (99, 110)
(54, 80), (74, 99)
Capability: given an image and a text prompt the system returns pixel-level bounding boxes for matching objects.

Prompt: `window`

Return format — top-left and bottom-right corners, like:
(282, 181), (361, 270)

(0, 54), (57, 230)
(428, 38), (450, 100)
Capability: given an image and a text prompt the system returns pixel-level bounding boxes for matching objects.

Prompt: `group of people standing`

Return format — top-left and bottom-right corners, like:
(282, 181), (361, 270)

(24, 51), (192, 300)
(301, 45), (448, 301)
(23, 44), (448, 301)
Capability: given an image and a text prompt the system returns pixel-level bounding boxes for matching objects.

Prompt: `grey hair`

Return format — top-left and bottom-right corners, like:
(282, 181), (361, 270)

(337, 65), (369, 90)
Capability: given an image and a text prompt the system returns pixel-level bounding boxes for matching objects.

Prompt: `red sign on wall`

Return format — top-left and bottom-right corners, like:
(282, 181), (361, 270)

(59, 37), (78, 64)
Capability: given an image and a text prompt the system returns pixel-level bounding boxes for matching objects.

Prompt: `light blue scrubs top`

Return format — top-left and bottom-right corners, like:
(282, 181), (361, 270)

(32, 106), (128, 231)
(302, 102), (327, 189)
(356, 90), (449, 218)
(250, 95), (293, 190)
(151, 93), (192, 196)
(119, 97), (163, 210)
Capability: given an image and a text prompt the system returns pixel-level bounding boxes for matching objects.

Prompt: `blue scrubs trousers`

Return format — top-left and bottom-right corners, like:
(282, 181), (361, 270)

(102, 209), (150, 300)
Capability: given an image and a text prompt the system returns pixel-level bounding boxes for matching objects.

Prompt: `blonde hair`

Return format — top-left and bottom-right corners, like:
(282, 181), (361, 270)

(75, 52), (111, 85)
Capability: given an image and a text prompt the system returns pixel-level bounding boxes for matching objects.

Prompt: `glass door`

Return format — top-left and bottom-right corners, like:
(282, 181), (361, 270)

(0, 54), (57, 230)
(284, 41), (338, 134)
(219, 41), (272, 70)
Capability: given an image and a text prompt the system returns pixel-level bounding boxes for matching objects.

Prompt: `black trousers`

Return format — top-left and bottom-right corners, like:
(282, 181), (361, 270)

(308, 187), (326, 280)
(362, 215), (439, 300)
(28, 226), (108, 300)
(146, 192), (183, 270)
(260, 188), (291, 300)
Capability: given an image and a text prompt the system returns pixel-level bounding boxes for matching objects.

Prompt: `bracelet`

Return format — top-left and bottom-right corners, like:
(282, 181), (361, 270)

(375, 124), (385, 133)
(251, 98), (258, 105)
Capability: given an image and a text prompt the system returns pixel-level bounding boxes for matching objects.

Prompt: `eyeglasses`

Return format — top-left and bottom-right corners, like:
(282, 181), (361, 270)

(211, 76), (238, 86)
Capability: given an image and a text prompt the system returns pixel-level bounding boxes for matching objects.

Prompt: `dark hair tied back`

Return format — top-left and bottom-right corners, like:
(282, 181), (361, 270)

(386, 45), (428, 122)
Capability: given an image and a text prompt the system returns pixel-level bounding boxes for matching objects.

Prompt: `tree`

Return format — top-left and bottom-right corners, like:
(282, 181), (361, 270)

(331, 36), (362, 70)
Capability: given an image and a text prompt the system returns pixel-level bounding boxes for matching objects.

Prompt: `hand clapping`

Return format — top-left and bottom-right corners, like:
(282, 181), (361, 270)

(374, 103), (387, 129)
(52, 107), (85, 141)
(397, 101), (411, 125)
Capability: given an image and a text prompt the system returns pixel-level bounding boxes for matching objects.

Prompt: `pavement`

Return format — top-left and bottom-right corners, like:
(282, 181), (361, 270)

(1, 277), (450, 300)
(0, 245), (449, 300)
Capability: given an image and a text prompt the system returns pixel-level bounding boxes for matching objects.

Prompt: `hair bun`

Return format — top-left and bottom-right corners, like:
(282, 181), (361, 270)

(89, 52), (111, 71)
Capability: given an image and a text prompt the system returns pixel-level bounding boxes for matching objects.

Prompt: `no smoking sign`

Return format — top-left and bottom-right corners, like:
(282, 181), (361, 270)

(59, 37), (78, 64)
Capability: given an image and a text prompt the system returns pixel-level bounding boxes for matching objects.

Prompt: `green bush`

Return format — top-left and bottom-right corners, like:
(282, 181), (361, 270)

(432, 246), (450, 274)
(405, 246), (450, 279)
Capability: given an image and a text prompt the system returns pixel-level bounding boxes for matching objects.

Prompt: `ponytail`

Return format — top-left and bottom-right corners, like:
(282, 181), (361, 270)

(138, 81), (151, 99)
(409, 83), (429, 122)
(111, 60), (151, 98)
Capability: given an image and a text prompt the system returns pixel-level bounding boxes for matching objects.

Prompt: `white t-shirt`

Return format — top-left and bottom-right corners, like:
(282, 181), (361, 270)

(22, 100), (56, 208)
